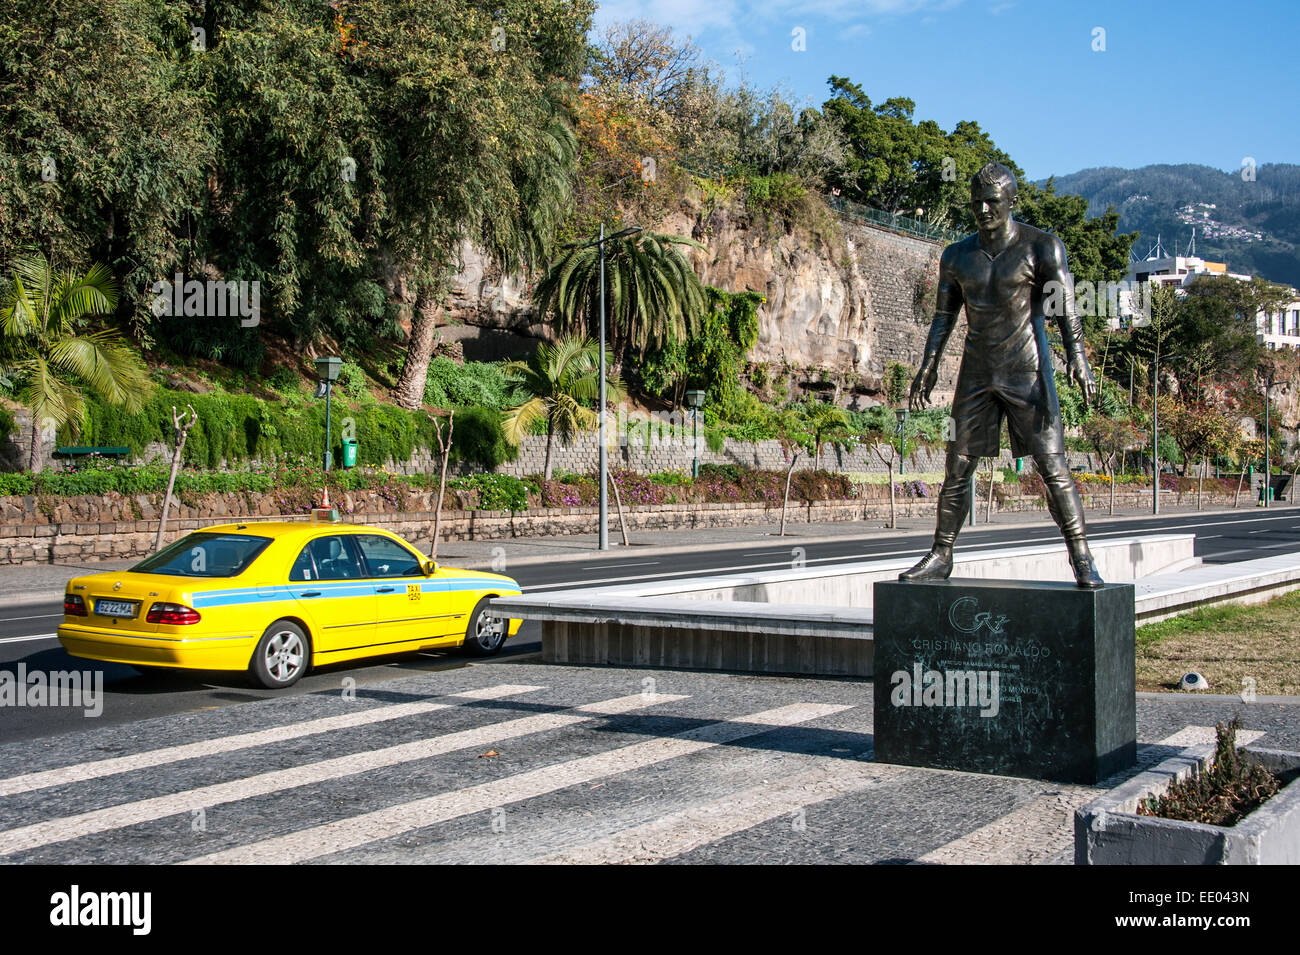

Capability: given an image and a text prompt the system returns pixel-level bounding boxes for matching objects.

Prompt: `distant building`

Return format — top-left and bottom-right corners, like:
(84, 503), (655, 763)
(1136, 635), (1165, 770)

(1120, 245), (1300, 349)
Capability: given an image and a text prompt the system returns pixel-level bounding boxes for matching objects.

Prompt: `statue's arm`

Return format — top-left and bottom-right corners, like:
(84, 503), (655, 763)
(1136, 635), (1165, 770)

(1039, 236), (1097, 403)
(909, 246), (962, 410)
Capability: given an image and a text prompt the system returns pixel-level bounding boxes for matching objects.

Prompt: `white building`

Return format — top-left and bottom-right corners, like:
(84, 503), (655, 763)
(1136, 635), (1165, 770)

(1122, 248), (1300, 349)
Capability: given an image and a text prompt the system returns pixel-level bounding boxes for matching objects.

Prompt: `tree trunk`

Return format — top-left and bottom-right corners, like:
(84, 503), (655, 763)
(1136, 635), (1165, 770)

(155, 443), (185, 553)
(985, 459), (995, 522)
(393, 286), (441, 411)
(155, 406), (196, 553)
(608, 471), (630, 546)
(1198, 455), (1206, 511)
(779, 452), (800, 536)
(543, 422), (555, 483)
(1234, 468), (1246, 508)
(431, 410), (454, 560)
(1109, 456), (1116, 516)
(27, 417), (41, 474)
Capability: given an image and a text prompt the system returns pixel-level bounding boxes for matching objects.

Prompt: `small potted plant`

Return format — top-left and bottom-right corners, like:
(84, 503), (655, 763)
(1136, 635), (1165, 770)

(1076, 717), (1300, 864)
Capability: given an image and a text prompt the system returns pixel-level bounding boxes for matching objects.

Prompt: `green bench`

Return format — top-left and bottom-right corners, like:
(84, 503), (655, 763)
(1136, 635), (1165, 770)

(55, 446), (131, 466)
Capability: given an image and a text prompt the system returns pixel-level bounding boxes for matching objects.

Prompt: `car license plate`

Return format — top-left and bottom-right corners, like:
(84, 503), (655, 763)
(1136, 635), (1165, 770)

(95, 599), (137, 618)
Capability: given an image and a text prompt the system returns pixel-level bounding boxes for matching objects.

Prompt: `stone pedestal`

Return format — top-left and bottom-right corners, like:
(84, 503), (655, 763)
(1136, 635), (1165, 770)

(872, 579), (1136, 784)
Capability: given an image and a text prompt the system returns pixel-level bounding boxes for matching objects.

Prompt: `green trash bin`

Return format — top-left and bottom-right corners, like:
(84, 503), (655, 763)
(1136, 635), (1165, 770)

(341, 438), (358, 469)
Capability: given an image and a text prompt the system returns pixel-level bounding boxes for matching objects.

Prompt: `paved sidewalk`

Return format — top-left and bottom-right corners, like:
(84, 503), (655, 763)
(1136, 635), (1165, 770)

(2, 501), (1289, 606)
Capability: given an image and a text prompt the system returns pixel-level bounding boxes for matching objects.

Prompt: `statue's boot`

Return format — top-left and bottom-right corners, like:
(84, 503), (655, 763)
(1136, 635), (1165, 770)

(899, 547), (953, 581)
(1067, 539), (1104, 589)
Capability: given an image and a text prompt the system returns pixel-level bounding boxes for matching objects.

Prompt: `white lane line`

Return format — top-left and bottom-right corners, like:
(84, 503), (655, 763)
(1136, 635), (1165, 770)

(183, 702), (850, 865)
(1200, 534), (1223, 540)
(0, 633), (58, 646)
(0, 692), (685, 857)
(1200, 548), (1258, 559)
(4, 613), (62, 622)
(580, 561), (659, 570)
(529, 761), (901, 865)
(0, 684), (545, 798)
(1260, 541), (1300, 550)
(913, 724), (1268, 865)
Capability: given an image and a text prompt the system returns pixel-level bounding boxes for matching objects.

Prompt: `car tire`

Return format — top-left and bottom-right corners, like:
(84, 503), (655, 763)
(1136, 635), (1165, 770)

(250, 620), (311, 689)
(461, 597), (507, 657)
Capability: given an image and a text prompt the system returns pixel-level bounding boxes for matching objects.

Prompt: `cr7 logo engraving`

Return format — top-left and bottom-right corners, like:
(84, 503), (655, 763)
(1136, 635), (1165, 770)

(948, 596), (1008, 636)
(406, 585), (422, 601)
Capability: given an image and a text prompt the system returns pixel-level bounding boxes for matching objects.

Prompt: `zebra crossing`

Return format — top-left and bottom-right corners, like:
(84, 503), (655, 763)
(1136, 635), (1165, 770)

(0, 663), (1277, 865)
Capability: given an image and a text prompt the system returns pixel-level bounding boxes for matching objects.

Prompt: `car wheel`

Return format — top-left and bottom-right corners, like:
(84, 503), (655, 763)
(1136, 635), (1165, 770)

(462, 597), (507, 657)
(250, 620), (310, 689)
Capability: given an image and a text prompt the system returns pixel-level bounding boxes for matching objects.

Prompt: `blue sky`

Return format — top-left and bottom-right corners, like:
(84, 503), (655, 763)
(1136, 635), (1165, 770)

(592, 0), (1298, 181)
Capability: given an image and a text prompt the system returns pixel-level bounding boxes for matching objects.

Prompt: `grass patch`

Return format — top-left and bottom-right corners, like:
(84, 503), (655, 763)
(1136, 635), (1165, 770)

(1135, 590), (1300, 694)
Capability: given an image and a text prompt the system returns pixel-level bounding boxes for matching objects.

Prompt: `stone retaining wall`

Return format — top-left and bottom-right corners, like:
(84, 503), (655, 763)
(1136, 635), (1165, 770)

(0, 489), (1242, 565)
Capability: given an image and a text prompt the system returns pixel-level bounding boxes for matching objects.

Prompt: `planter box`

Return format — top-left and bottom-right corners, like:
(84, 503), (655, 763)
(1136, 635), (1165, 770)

(1075, 745), (1300, 864)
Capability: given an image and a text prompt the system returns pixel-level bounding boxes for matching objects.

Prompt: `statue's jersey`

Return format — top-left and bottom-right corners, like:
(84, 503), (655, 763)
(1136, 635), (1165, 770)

(936, 222), (1066, 375)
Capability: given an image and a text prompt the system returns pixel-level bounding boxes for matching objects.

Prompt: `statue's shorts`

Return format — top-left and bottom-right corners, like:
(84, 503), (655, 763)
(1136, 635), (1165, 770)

(948, 362), (1064, 459)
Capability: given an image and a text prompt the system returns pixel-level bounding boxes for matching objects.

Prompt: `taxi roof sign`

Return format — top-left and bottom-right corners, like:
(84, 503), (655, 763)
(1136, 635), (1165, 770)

(310, 506), (341, 523)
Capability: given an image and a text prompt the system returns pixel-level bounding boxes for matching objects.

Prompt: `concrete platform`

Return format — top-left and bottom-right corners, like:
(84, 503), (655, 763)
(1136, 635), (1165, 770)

(493, 535), (1211, 677)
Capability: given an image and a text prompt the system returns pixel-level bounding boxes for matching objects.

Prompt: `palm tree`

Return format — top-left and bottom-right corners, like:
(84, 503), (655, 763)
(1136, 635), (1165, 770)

(1, 252), (150, 472)
(801, 398), (852, 470)
(533, 231), (706, 359)
(501, 336), (625, 483)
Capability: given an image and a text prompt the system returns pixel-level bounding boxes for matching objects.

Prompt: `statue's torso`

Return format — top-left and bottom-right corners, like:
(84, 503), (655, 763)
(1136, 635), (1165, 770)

(949, 226), (1047, 374)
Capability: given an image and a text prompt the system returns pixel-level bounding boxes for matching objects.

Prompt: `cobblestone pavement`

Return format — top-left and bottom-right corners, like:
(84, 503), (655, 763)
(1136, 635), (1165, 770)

(1, 661), (1293, 865)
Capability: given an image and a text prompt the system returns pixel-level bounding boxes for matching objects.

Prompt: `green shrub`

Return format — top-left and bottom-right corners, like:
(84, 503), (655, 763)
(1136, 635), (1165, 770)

(449, 406), (516, 470)
(424, 357), (523, 411)
(449, 473), (531, 511)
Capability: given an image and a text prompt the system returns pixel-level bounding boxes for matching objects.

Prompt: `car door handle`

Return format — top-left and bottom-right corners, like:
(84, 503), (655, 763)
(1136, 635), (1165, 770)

(299, 591), (321, 598)
(376, 586), (396, 593)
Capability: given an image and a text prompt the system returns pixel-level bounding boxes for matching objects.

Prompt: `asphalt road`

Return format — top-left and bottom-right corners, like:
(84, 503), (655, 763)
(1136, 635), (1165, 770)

(3, 507), (1299, 742)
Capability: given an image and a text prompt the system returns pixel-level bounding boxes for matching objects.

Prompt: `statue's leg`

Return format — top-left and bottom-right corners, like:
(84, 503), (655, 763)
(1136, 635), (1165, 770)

(900, 447), (980, 581)
(1034, 452), (1103, 588)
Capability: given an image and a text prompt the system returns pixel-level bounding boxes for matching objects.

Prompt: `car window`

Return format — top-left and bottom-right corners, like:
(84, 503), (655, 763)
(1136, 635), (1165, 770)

(353, 534), (424, 578)
(131, 533), (272, 578)
(302, 535), (362, 580)
(288, 543), (320, 582)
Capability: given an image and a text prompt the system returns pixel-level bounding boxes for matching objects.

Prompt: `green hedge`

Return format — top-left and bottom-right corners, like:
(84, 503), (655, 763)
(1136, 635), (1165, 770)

(75, 387), (508, 470)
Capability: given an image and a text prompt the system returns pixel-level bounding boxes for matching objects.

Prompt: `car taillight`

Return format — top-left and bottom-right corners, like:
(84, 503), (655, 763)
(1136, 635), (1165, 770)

(146, 602), (201, 625)
(64, 594), (87, 616)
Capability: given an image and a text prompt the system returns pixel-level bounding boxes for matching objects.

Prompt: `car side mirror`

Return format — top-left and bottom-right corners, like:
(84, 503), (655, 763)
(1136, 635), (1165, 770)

(423, 558), (438, 576)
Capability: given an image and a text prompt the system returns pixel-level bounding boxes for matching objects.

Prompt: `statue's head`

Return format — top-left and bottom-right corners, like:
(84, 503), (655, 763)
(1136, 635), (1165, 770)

(970, 161), (1018, 231)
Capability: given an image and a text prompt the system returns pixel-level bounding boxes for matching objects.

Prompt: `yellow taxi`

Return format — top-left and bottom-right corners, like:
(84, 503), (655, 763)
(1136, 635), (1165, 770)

(58, 517), (523, 688)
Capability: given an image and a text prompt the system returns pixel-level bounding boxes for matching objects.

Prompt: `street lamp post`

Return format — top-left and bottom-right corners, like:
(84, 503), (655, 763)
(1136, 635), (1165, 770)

(1264, 372), (1276, 508)
(894, 408), (908, 476)
(314, 356), (342, 473)
(573, 224), (642, 550)
(686, 389), (706, 477)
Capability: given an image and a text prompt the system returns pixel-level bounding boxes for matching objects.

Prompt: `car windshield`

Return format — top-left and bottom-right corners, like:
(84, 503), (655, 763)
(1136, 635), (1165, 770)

(130, 533), (272, 578)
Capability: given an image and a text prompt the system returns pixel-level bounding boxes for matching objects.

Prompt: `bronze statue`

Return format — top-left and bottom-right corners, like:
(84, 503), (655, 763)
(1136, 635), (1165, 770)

(900, 161), (1103, 588)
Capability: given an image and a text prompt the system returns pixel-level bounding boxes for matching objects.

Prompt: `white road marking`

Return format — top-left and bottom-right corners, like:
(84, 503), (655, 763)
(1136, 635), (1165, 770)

(913, 724), (1268, 865)
(528, 760), (900, 865)
(183, 702), (850, 865)
(4, 613), (62, 622)
(0, 633), (58, 646)
(0, 684), (545, 798)
(0, 692), (685, 856)
(580, 561), (659, 570)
